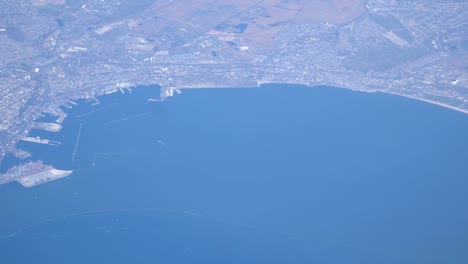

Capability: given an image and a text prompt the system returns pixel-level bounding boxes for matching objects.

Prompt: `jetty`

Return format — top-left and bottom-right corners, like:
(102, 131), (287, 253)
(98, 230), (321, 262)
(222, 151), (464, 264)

(72, 122), (83, 161)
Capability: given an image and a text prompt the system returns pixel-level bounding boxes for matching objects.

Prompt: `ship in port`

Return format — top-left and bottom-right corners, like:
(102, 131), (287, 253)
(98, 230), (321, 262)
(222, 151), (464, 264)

(21, 136), (61, 146)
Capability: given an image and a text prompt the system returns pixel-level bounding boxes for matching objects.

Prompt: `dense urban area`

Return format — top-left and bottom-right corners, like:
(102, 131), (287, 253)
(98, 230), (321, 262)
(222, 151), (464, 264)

(0, 0), (467, 172)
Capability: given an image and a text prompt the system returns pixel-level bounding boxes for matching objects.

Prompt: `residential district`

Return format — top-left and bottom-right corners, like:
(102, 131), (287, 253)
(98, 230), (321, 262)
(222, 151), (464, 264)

(0, 0), (467, 186)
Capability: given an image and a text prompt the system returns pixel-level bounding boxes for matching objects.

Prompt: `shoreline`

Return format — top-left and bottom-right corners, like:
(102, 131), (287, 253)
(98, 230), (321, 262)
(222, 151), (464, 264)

(1, 82), (467, 169)
(383, 92), (468, 115)
(173, 82), (468, 115)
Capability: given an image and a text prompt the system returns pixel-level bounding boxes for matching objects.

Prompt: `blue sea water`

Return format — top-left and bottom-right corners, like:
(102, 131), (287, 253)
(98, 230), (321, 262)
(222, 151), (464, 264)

(1, 84), (468, 263)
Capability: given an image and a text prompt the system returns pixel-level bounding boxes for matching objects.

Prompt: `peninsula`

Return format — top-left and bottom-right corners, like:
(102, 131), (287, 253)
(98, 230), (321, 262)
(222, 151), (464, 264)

(0, 161), (72, 188)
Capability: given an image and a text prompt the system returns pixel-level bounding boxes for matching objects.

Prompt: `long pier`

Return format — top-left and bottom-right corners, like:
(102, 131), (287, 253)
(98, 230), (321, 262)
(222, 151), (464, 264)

(72, 122), (83, 162)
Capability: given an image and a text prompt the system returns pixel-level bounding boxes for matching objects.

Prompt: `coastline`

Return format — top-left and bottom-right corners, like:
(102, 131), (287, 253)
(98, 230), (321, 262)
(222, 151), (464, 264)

(173, 82), (468, 115)
(1, 82), (467, 174)
(383, 92), (468, 115)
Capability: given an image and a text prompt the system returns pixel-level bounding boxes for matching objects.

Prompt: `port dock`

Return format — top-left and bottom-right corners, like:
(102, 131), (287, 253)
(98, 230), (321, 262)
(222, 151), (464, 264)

(0, 161), (72, 187)
(16, 169), (73, 188)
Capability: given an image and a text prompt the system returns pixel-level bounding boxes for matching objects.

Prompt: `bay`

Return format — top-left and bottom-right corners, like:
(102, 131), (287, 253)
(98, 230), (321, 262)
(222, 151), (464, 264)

(1, 84), (468, 263)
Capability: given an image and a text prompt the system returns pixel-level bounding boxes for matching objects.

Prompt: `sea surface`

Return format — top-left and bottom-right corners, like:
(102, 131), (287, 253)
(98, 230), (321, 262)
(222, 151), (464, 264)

(1, 84), (468, 264)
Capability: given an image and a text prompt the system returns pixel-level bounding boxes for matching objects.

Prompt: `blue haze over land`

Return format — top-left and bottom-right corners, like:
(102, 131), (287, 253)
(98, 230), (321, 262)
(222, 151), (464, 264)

(1, 84), (468, 263)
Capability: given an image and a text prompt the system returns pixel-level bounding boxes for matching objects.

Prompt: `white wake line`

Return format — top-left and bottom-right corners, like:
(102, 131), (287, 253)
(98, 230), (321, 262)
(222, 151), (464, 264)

(0, 208), (200, 240)
(76, 103), (117, 119)
(105, 111), (152, 125)
(154, 140), (167, 147)
(0, 207), (438, 261)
